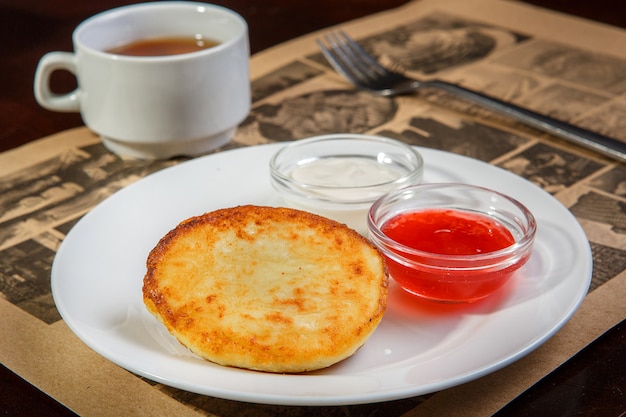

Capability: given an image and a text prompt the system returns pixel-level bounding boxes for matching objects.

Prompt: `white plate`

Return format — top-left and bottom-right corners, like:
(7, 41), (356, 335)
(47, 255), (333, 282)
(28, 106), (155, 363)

(51, 144), (592, 406)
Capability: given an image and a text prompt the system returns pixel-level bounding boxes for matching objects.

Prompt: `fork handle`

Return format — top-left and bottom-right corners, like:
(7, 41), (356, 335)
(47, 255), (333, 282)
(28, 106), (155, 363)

(425, 80), (626, 163)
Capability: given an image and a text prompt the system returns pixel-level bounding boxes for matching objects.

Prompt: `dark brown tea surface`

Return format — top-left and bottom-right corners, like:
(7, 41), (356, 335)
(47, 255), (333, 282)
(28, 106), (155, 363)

(107, 36), (219, 56)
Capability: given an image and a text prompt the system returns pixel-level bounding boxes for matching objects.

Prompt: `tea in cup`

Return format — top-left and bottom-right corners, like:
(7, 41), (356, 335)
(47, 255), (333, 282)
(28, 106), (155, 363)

(34, 2), (250, 159)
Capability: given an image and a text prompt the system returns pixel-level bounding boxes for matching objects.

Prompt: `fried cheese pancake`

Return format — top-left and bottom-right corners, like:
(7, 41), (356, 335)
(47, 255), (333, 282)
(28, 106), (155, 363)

(143, 205), (388, 373)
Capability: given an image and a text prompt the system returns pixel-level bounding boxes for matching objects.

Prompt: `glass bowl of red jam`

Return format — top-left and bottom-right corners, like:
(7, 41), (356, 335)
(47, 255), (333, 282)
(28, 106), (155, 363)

(367, 183), (537, 303)
(270, 134), (424, 234)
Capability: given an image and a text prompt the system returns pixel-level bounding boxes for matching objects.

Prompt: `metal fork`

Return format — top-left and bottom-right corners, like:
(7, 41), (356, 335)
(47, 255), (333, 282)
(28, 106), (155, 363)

(318, 31), (626, 163)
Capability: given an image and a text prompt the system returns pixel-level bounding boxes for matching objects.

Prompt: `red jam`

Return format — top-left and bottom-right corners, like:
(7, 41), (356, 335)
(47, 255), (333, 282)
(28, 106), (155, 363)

(381, 209), (525, 303)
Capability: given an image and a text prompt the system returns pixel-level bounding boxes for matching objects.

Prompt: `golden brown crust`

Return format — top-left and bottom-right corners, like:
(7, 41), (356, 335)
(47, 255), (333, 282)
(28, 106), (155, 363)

(142, 205), (388, 373)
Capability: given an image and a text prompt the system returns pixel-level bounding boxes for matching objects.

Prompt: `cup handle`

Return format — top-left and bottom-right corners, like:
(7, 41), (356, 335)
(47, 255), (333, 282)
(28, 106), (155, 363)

(34, 52), (81, 112)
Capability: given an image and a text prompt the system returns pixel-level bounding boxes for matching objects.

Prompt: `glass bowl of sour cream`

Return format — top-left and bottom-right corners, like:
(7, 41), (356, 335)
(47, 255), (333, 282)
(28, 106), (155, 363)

(269, 134), (424, 234)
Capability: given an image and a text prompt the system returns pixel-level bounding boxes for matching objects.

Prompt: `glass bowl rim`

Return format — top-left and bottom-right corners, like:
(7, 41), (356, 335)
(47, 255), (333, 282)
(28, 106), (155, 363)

(269, 134), (424, 193)
(367, 182), (538, 264)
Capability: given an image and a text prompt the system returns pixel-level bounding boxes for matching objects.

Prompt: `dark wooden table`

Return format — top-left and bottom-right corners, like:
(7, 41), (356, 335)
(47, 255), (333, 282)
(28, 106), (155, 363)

(1, 1), (625, 415)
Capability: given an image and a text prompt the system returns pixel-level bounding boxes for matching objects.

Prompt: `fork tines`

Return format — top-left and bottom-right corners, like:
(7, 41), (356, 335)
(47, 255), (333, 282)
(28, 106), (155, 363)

(317, 31), (390, 87)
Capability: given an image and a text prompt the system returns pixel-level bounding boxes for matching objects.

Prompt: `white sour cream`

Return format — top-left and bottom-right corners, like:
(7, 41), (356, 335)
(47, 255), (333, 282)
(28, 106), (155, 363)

(290, 156), (403, 187)
(283, 156), (408, 234)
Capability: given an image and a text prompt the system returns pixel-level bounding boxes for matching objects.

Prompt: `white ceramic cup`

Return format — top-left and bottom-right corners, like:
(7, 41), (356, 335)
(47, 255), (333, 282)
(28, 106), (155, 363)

(34, 2), (250, 159)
